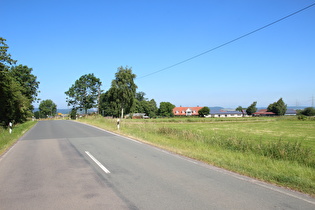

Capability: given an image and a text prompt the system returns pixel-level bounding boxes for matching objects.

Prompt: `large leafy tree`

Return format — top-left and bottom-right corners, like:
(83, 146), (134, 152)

(0, 74), (31, 125)
(198, 107), (210, 117)
(108, 66), (137, 118)
(9, 65), (40, 108)
(246, 101), (257, 115)
(147, 99), (158, 118)
(267, 98), (287, 116)
(135, 91), (147, 102)
(0, 37), (17, 71)
(158, 102), (175, 117)
(235, 106), (244, 112)
(65, 73), (102, 114)
(99, 90), (120, 117)
(39, 99), (57, 118)
(130, 92), (158, 118)
(0, 37), (39, 125)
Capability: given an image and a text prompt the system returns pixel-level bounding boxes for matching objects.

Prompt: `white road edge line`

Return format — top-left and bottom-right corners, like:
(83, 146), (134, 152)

(85, 151), (110, 174)
(75, 121), (142, 144)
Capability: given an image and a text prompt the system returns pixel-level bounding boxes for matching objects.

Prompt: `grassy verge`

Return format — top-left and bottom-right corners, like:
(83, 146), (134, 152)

(0, 121), (37, 156)
(79, 116), (315, 196)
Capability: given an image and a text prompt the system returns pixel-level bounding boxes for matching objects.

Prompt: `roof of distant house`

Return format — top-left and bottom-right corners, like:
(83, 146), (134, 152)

(285, 109), (297, 115)
(253, 109), (275, 115)
(173, 106), (204, 115)
(209, 111), (243, 115)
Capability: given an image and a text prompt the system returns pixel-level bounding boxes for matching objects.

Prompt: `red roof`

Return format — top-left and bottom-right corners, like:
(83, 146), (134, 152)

(173, 107), (204, 116)
(253, 109), (275, 115)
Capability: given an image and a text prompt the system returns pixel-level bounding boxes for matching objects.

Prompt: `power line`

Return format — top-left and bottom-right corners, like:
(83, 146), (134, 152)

(137, 2), (315, 79)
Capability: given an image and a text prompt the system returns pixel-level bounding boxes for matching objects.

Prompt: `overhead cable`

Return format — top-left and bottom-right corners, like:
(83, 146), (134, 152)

(137, 2), (315, 79)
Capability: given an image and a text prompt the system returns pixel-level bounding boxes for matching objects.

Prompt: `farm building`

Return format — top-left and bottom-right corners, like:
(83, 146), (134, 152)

(173, 106), (204, 116)
(125, 113), (149, 119)
(253, 109), (276, 116)
(253, 109), (297, 116)
(206, 111), (246, 118)
(285, 109), (297, 115)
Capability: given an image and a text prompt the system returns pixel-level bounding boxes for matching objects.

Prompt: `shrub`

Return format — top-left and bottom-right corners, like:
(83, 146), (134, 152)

(300, 107), (315, 116)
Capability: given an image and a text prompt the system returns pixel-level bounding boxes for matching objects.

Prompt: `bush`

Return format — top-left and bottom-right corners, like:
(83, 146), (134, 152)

(300, 107), (315, 116)
(297, 115), (307, 120)
(198, 107), (210, 117)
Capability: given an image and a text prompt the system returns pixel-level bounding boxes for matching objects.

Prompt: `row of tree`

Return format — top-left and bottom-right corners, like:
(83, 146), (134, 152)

(298, 107), (315, 116)
(64, 67), (179, 118)
(235, 98), (288, 116)
(0, 37), (40, 126)
(64, 68), (298, 119)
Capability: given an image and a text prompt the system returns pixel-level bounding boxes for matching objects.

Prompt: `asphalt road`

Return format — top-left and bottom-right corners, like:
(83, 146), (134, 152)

(0, 120), (314, 210)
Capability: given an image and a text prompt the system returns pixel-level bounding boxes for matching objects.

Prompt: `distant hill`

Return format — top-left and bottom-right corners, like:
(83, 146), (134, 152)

(57, 109), (71, 114)
(208, 107), (224, 112)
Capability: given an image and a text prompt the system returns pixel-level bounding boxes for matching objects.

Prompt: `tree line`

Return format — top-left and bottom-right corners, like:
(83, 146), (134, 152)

(2, 37), (313, 125)
(237, 99), (315, 117)
(64, 66), (178, 118)
(236, 98), (287, 116)
(64, 67), (315, 119)
(0, 37), (40, 126)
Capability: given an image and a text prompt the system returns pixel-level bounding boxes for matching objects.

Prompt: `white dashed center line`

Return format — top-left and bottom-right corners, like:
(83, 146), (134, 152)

(85, 151), (110, 174)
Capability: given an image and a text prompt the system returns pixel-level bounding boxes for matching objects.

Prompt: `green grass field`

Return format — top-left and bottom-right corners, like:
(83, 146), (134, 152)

(79, 116), (315, 196)
(0, 121), (37, 156)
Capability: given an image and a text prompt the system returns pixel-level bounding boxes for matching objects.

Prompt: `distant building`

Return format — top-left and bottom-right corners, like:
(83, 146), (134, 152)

(253, 109), (275, 116)
(285, 109), (297, 115)
(173, 106), (204, 116)
(207, 110), (246, 118)
(125, 113), (149, 119)
(253, 108), (297, 116)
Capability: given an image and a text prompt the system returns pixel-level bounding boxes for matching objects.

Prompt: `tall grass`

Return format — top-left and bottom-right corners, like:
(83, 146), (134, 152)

(155, 126), (314, 167)
(0, 121), (37, 155)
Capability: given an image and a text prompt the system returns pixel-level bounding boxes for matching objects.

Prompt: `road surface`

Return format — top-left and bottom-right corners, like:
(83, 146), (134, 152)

(0, 120), (314, 209)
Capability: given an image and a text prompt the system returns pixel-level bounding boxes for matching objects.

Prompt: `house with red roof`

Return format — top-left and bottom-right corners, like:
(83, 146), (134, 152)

(253, 109), (276, 116)
(173, 106), (204, 116)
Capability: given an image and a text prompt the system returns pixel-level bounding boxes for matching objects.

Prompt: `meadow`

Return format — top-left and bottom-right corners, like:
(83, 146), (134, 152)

(79, 116), (315, 196)
(0, 121), (37, 156)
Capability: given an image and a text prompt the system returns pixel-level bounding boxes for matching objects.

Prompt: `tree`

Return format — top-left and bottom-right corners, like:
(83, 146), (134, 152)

(236, 106), (243, 112)
(147, 99), (158, 118)
(135, 91), (147, 102)
(0, 37), (17, 71)
(246, 101), (257, 115)
(198, 107), (210, 117)
(130, 92), (158, 118)
(158, 102), (175, 117)
(0, 73), (31, 125)
(39, 99), (57, 118)
(300, 107), (315, 116)
(267, 98), (287, 116)
(65, 73), (102, 114)
(0, 38), (38, 125)
(99, 90), (120, 117)
(9, 65), (40, 108)
(70, 108), (78, 119)
(108, 66), (137, 118)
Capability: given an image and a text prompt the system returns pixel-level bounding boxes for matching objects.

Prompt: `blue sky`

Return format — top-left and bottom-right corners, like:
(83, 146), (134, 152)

(3, 0), (315, 109)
